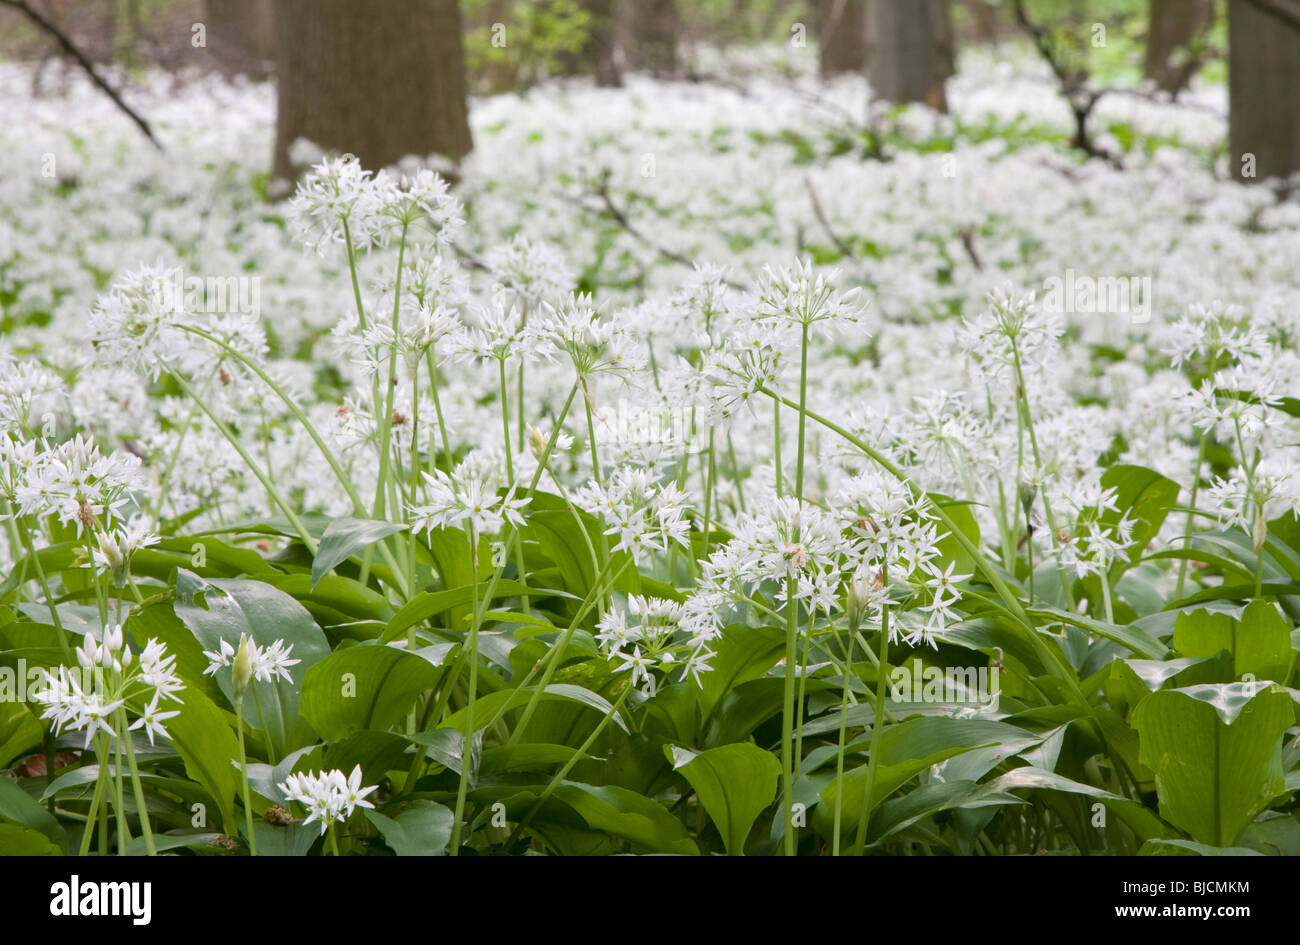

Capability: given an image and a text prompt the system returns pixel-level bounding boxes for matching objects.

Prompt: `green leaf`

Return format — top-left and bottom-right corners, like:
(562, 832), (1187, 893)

(365, 800), (455, 855)
(165, 684), (241, 832)
(1173, 602), (1294, 685)
(1131, 683), (1294, 846)
(440, 682), (629, 736)
(668, 743), (780, 855)
(0, 701), (43, 769)
(0, 824), (61, 855)
(383, 580), (569, 643)
(299, 645), (441, 741)
(694, 624), (786, 723)
(551, 782), (698, 855)
(1101, 465), (1180, 572)
(174, 570), (330, 758)
(989, 766), (1169, 842)
(0, 775), (65, 846)
(1140, 839), (1266, 856)
(311, 518), (408, 589)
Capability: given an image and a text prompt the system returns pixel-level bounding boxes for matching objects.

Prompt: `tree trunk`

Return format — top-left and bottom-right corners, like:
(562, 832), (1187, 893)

(559, 0), (621, 86)
(623, 0), (678, 77)
(932, 0), (955, 84)
(867, 0), (950, 111)
(1228, 0), (1300, 182)
(204, 0), (275, 78)
(819, 0), (866, 77)
(1145, 0), (1213, 95)
(272, 0), (472, 181)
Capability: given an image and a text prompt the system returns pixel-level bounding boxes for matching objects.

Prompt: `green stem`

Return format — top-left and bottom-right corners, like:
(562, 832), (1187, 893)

(509, 684), (633, 845)
(169, 371), (319, 556)
(118, 713), (155, 855)
(831, 619), (856, 855)
(78, 741), (109, 856)
(780, 576), (800, 857)
(235, 698), (258, 856)
(854, 594), (890, 856)
(449, 529), (482, 856)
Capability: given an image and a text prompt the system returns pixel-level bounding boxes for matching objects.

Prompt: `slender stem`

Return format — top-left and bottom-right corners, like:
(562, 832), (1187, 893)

(119, 715), (155, 855)
(449, 529), (482, 856)
(702, 429), (716, 560)
(112, 729), (129, 855)
(780, 576), (800, 857)
(235, 699), (258, 856)
(8, 507), (72, 660)
(372, 223), (410, 523)
(500, 556), (631, 749)
(509, 684), (633, 845)
(169, 371), (319, 556)
(78, 744), (108, 856)
(831, 619), (856, 855)
(795, 322), (809, 501)
(581, 377), (602, 485)
(793, 604), (815, 783)
(773, 397), (783, 497)
(854, 588), (890, 856)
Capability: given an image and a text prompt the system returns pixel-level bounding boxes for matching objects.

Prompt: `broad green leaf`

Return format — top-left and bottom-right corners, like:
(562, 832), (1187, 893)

(0, 701), (43, 769)
(551, 782), (698, 855)
(989, 766), (1169, 842)
(1140, 839), (1266, 856)
(440, 682), (628, 736)
(1131, 683), (1293, 846)
(299, 645), (441, 741)
(174, 570), (330, 758)
(0, 775), (65, 846)
(1101, 465), (1180, 571)
(694, 623), (785, 722)
(0, 824), (61, 855)
(383, 580), (568, 643)
(668, 743), (780, 855)
(166, 684), (241, 832)
(365, 801), (455, 855)
(311, 517), (408, 589)
(1173, 602), (1293, 685)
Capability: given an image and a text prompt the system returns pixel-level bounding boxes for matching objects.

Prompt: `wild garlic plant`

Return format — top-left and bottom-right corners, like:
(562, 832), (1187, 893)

(7, 49), (1300, 857)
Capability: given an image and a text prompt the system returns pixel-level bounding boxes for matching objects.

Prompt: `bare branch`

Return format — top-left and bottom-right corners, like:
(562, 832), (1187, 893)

(1011, 0), (1121, 168)
(804, 176), (853, 258)
(0, 0), (163, 150)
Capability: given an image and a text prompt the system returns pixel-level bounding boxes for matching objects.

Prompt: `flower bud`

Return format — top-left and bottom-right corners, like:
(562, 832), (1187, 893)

(527, 425), (548, 461)
(232, 633), (256, 700)
(1252, 505), (1268, 554)
(97, 530), (132, 588)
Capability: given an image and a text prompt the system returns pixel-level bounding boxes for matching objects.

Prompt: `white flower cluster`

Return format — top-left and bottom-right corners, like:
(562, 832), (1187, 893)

(34, 625), (184, 748)
(596, 595), (713, 688)
(202, 634), (301, 685)
(277, 764), (378, 835)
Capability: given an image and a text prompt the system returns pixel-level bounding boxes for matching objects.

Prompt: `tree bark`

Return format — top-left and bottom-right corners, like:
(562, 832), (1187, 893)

(818, 0), (866, 77)
(204, 0), (274, 78)
(559, 0), (621, 86)
(1144, 0), (1213, 95)
(272, 0), (472, 181)
(1228, 0), (1300, 182)
(623, 0), (678, 77)
(867, 0), (950, 111)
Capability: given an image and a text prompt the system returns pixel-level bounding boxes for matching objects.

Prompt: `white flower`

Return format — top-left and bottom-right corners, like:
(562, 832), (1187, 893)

(278, 764), (378, 835)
